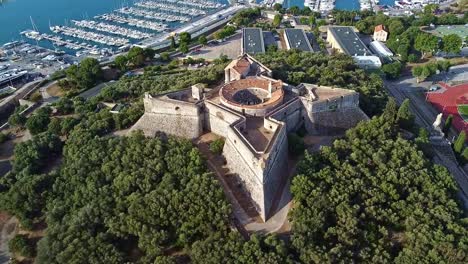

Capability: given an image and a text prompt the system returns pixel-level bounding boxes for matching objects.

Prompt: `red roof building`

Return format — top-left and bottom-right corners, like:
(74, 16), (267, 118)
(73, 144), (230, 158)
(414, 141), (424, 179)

(426, 82), (468, 134)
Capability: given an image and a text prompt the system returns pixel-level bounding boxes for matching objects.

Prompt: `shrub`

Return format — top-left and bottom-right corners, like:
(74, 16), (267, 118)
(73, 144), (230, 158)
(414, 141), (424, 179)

(9, 234), (35, 258)
(210, 138), (225, 155)
(30, 92), (43, 102)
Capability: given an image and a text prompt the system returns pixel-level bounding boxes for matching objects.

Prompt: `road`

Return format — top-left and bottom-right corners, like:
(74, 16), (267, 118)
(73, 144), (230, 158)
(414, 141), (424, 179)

(385, 66), (468, 208)
(78, 80), (115, 100)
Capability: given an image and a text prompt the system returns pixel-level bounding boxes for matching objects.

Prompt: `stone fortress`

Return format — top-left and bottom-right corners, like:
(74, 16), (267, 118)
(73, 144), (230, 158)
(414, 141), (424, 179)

(131, 54), (368, 221)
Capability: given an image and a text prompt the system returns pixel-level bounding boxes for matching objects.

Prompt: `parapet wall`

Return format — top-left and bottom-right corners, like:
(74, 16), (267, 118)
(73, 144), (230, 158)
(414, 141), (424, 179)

(204, 101), (243, 136)
(303, 92), (360, 113)
(269, 98), (304, 132)
(306, 107), (368, 135)
(131, 93), (203, 139)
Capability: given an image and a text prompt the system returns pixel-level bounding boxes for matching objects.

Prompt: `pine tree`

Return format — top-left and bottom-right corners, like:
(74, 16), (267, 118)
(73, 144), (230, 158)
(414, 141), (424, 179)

(397, 99), (414, 130)
(383, 98), (398, 124)
(443, 115), (453, 136)
(454, 131), (466, 154)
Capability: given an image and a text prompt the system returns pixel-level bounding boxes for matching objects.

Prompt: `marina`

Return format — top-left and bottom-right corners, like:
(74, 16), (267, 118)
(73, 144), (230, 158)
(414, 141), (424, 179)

(1, 0), (229, 57)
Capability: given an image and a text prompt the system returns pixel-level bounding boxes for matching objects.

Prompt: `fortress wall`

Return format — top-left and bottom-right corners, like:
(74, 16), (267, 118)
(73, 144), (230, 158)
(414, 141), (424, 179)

(223, 134), (267, 220)
(270, 99), (304, 132)
(131, 95), (203, 139)
(302, 93), (360, 113)
(306, 107), (368, 135)
(204, 101), (243, 136)
(261, 125), (289, 219)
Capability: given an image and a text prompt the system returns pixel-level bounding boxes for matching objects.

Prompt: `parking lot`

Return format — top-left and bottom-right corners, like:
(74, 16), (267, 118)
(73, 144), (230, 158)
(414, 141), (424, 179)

(0, 41), (78, 82)
(190, 33), (242, 60)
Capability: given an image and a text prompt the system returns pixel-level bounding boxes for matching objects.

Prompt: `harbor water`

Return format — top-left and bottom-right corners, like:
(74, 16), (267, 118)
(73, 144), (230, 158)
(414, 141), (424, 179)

(0, 0), (229, 50)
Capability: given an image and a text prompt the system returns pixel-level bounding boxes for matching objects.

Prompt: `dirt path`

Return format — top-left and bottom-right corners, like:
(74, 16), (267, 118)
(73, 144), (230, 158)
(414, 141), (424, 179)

(0, 213), (18, 264)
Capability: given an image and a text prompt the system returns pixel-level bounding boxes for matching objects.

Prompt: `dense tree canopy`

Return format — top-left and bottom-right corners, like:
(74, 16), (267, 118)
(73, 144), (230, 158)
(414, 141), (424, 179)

(256, 50), (387, 116)
(290, 99), (468, 263)
(36, 130), (231, 263)
(64, 57), (103, 90)
(100, 63), (226, 99)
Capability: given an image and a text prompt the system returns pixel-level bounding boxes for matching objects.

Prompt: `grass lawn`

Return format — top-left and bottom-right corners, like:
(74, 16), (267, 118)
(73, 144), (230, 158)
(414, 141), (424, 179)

(46, 83), (65, 97)
(457, 105), (468, 121)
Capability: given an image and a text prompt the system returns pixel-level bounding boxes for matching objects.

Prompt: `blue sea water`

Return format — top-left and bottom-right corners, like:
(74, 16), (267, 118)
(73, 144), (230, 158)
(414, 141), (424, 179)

(0, 0), (229, 46)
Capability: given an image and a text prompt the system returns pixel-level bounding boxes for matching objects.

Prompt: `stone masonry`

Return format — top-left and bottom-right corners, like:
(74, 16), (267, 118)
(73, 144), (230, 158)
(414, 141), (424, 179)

(131, 54), (368, 221)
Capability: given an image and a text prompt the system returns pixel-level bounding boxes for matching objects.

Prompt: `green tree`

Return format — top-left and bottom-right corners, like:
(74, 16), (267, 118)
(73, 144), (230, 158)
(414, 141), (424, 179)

(290, 105), (467, 263)
(461, 147), (468, 164)
(454, 131), (466, 153)
(179, 42), (189, 54)
(114, 55), (128, 71)
(179, 32), (191, 45)
(8, 113), (26, 127)
(272, 14), (282, 27)
(273, 3), (282, 11)
(0, 132), (8, 144)
(9, 235), (35, 258)
(26, 108), (51, 135)
(382, 61), (403, 79)
(442, 34), (462, 54)
(65, 57), (103, 90)
(160, 52), (170, 62)
(397, 99), (415, 130)
(169, 35), (176, 49)
(198, 35), (208, 46)
(388, 19), (405, 35)
(443, 114), (453, 135)
(127, 47), (146, 67)
(414, 33), (439, 58)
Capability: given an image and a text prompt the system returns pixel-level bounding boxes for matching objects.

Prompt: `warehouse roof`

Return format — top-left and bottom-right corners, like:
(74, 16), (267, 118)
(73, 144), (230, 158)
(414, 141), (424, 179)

(328, 26), (372, 56)
(242, 28), (265, 54)
(284, 28), (313, 52)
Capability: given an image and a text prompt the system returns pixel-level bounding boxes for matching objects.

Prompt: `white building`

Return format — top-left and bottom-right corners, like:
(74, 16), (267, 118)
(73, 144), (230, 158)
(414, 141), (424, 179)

(373, 25), (388, 42)
(369, 41), (394, 57)
(353, 56), (382, 69)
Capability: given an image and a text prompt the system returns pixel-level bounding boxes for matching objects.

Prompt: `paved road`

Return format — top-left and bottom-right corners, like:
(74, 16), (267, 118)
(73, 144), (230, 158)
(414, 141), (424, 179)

(40, 80), (60, 104)
(385, 69), (468, 208)
(78, 81), (115, 100)
(0, 216), (18, 264)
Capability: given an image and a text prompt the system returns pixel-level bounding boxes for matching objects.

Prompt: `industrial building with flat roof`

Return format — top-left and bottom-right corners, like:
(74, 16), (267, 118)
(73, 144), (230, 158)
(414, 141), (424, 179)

(327, 26), (372, 56)
(242, 28), (265, 55)
(283, 28), (313, 52)
(327, 26), (381, 69)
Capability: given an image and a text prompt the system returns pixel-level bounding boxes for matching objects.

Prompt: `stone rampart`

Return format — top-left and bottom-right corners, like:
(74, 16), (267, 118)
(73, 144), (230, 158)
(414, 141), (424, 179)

(261, 124), (288, 219)
(204, 101), (243, 136)
(131, 93), (203, 139)
(269, 98), (304, 132)
(223, 134), (267, 219)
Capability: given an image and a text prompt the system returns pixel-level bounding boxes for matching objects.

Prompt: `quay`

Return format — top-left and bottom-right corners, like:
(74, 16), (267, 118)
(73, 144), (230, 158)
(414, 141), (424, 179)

(138, 5), (247, 49)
